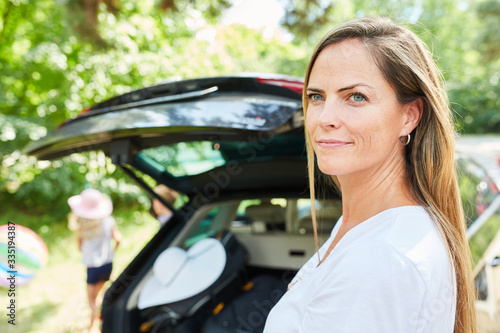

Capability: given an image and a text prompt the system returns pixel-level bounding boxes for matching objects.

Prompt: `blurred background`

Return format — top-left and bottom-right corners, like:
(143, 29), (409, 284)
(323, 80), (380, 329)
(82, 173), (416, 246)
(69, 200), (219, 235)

(1, 0), (500, 331)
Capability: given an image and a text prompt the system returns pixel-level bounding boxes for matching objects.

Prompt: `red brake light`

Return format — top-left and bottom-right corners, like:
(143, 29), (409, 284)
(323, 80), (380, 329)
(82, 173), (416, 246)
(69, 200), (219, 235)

(257, 78), (304, 96)
(56, 108), (91, 129)
(80, 107), (91, 116)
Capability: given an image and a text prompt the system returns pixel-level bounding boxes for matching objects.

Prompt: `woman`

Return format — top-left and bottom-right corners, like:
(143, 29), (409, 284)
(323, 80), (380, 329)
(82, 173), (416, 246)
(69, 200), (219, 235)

(264, 17), (476, 332)
(68, 188), (121, 332)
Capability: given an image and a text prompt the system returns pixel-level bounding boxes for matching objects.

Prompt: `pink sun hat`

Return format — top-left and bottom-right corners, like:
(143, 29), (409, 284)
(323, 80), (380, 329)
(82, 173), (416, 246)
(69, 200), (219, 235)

(68, 189), (113, 220)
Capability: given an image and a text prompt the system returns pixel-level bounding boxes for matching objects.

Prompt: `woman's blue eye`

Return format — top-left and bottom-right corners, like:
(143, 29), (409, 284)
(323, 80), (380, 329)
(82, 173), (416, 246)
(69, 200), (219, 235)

(350, 93), (366, 102)
(309, 94), (323, 101)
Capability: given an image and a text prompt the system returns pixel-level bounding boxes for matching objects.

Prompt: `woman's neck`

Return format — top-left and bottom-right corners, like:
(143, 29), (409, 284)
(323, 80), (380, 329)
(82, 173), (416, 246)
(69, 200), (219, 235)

(337, 160), (417, 229)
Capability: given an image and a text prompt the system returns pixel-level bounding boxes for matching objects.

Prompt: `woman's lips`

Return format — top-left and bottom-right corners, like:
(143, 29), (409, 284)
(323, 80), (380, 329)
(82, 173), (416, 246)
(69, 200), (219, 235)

(316, 139), (352, 148)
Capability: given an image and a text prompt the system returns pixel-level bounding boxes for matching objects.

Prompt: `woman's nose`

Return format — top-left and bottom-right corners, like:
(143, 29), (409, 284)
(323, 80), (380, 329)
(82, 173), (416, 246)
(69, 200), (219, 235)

(317, 101), (341, 129)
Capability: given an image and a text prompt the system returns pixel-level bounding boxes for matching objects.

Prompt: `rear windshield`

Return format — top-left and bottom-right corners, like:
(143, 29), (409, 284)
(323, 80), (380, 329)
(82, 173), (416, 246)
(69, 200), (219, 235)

(138, 135), (305, 177)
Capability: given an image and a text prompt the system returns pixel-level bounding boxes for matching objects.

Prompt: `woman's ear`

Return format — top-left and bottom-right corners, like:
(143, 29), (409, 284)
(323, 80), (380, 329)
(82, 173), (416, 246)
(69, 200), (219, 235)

(402, 98), (424, 135)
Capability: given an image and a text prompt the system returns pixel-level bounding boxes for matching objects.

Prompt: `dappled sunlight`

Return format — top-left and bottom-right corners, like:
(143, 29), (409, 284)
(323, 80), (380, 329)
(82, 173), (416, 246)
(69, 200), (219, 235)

(2, 0), (500, 331)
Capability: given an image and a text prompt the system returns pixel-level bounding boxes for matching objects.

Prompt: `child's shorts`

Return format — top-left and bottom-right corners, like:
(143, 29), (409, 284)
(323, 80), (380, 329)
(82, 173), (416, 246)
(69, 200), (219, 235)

(87, 262), (113, 284)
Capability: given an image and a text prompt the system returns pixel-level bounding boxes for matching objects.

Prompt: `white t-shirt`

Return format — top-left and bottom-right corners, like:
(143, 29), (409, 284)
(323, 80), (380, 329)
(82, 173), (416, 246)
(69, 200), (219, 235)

(81, 216), (116, 268)
(263, 206), (456, 333)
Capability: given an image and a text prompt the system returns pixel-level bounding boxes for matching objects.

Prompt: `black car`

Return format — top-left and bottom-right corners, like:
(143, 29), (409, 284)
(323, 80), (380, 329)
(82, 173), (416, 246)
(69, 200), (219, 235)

(26, 74), (500, 332)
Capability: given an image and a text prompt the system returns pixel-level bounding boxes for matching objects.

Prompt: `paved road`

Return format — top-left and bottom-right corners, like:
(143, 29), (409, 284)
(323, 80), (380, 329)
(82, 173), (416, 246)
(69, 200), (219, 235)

(456, 135), (500, 185)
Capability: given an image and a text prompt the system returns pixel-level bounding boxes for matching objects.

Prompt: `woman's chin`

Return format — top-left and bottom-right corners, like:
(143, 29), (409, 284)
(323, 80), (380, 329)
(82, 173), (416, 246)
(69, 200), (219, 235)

(318, 160), (349, 176)
(317, 164), (345, 177)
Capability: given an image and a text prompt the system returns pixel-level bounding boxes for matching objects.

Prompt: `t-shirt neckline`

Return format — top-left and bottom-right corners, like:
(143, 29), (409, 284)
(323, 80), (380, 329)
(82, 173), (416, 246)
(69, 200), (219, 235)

(324, 205), (426, 262)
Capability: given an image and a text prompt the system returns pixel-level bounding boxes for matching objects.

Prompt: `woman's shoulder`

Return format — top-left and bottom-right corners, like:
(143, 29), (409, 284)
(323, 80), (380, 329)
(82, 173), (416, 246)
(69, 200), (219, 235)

(337, 206), (450, 280)
(350, 206), (442, 256)
(378, 206), (452, 288)
(325, 206), (451, 287)
(381, 206), (445, 256)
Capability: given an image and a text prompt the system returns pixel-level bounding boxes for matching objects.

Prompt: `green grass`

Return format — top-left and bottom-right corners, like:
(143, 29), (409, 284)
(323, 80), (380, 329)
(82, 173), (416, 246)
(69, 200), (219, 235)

(1, 208), (159, 333)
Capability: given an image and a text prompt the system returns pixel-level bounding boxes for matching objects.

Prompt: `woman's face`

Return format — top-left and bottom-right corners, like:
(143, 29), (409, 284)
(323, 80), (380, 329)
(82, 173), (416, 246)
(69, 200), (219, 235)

(305, 38), (420, 179)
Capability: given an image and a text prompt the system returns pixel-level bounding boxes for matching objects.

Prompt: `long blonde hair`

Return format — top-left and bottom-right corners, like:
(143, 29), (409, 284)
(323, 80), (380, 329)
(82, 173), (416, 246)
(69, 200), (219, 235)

(303, 17), (476, 333)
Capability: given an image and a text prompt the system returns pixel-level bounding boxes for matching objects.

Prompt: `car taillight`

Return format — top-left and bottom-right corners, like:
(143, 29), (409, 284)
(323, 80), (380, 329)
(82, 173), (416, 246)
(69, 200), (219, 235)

(56, 107), (91, 129)
(257, 78), (304, 96)
(80, 107), (91, 116)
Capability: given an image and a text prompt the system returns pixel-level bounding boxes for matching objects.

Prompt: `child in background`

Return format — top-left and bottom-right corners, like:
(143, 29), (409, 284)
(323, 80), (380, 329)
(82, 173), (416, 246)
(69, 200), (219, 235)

(68, 188), (121, 332)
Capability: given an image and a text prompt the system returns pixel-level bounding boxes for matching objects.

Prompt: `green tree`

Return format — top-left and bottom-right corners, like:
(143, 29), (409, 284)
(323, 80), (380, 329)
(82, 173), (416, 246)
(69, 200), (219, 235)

(0, 0), (306, 223)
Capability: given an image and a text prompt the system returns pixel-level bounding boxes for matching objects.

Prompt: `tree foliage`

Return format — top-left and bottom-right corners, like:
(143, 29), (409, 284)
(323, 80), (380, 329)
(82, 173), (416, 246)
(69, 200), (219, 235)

(1, 0), (500, 224)
(0, 0), (305, 221)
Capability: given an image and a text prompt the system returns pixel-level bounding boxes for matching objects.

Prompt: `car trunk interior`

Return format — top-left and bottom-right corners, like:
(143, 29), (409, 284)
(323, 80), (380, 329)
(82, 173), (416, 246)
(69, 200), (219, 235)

(109, 192), (341, 332)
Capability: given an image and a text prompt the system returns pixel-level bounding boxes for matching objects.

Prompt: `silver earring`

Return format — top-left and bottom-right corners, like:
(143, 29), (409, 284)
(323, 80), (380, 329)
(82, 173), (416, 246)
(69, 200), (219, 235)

(400, 133), (411, 145)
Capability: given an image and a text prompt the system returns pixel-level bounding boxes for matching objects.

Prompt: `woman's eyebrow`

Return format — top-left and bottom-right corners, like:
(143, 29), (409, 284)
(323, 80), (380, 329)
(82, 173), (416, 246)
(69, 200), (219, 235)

(306, 84), (375, 94)
(305, 87), (324, 93)
(337, 83), (375, 92)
